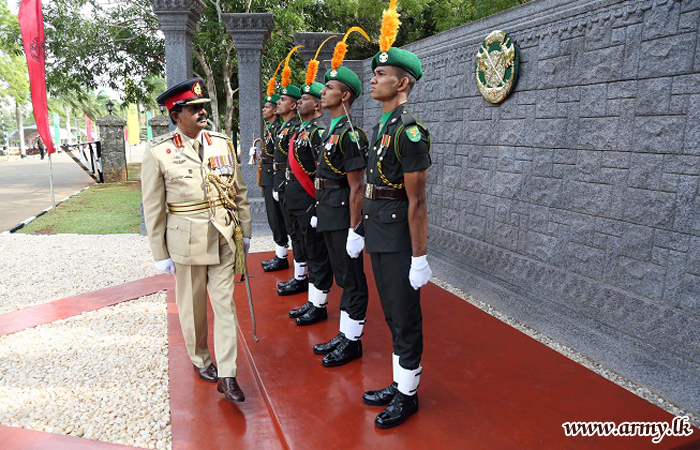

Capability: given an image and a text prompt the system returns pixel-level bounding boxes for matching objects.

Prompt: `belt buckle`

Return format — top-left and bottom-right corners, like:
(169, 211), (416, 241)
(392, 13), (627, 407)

(365, 184), (375, 199)
(314, 178), (321, 190)
(285, 170), (291, 180)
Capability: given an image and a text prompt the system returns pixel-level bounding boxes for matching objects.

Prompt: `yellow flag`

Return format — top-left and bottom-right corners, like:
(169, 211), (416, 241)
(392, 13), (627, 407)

(127, 104), (140, 145)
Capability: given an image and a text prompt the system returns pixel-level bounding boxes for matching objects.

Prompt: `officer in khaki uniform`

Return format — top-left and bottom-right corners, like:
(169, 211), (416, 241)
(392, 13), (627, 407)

(142, 78), (252, 403)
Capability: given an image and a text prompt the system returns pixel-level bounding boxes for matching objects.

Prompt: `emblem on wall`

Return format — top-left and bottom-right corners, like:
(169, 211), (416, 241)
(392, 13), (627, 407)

(475, 30), (519, 104)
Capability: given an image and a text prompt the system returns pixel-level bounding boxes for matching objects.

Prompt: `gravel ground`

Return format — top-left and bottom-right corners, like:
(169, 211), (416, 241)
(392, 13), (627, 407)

(431, 277), (700, 428)
(0, 292), (170, 449)
(0, 232), (276, 314)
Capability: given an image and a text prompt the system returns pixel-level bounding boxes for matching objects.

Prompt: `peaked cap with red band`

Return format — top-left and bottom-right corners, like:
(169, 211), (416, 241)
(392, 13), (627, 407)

(156, 77), (212, 111)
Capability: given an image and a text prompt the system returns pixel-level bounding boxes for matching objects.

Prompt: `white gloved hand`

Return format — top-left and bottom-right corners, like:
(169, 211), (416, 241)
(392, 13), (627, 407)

(249, 146), (256, 156)
(409, 255), (431, 290)
(243, 237), (251, 257)
(154, 258), (176, 275)
(346, 228), (365, 259)
(272, 190), (279, 202)
(310, 216), (318, 228)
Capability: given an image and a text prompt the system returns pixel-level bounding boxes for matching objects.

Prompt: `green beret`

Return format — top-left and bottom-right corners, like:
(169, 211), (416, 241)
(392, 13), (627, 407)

(264, 94), (280, 104)
(371, 47), (423, 81)
(280, 85), (301, 100)
(301, 82), (324, 99)
(324, 65), (362, 97)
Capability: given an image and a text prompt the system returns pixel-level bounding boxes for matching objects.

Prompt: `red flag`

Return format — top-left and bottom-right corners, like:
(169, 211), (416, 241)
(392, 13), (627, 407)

(85, 114), (93, 141)
(18, 0), (54, 154)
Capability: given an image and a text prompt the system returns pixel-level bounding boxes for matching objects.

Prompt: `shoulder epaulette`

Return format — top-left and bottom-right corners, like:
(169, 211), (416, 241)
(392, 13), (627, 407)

(150, 132), (174, 147)
(400, 110), (418, 127)
(207, 130), (229, 140)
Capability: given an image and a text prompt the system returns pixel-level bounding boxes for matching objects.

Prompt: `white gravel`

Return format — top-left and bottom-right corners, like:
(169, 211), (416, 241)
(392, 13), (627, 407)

(0, 292), (170, 449)
(0, 232), (275, 314)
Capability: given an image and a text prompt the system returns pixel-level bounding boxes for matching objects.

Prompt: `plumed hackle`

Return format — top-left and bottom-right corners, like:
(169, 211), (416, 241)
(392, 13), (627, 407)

(331, 27), (370, 70)
(379, 0), (401, 53)
(306, 35), (337, 85)
(282, 45), (303, 88)
(267, 59), (284, 97)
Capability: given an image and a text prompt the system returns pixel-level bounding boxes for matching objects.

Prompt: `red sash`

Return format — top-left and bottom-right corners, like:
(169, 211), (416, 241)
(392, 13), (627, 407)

(288, 133), (316, 198)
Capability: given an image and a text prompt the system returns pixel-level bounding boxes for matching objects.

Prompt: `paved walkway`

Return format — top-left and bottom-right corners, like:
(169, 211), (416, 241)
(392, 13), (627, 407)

(0, 251), (697, 449)
(0, 153), (95, 232)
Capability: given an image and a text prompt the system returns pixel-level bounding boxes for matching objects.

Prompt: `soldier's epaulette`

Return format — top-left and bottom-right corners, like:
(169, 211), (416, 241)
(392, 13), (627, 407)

(207, 130), (229, 140)
(400, 110), (418, 127)
(150, 132), (175, 148)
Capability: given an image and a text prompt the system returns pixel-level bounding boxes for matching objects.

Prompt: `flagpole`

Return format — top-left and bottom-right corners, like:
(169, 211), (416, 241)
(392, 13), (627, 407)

(48, 152), (55, 212)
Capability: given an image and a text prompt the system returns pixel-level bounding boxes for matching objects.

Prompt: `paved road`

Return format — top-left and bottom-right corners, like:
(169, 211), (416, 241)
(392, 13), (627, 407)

(0, 153), (95, 232)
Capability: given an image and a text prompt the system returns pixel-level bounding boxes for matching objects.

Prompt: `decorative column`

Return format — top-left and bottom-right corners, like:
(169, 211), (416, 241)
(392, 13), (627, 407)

(223, 13), (274, 158)
(149, 114), (170, 139)
(149, 0), (206, 88)
(294, 32), (338, 80)
(96, 115), (127, 182)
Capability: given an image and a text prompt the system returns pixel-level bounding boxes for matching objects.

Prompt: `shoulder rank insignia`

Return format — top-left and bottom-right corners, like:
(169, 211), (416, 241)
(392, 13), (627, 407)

(204, 132), (213, 146)
(349, 131), (359, 143)
(405, 126), (421, 143)
(173, 133), (183, 148)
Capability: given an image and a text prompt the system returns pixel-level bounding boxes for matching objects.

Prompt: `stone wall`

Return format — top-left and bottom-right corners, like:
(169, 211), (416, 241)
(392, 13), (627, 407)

(355, 0), (699, 413)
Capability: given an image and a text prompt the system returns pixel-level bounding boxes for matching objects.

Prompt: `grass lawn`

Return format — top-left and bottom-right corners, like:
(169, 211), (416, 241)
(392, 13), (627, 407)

(18, 163), (143, 234)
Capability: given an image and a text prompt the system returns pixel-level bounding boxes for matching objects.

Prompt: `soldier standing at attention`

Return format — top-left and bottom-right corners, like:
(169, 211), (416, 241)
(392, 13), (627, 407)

(142, 78), (252, 403)
(259, 61), (291, 272)
(311, 28), (371, 367)
(361, 0), (432, 428)
(274, 46), (309, 296)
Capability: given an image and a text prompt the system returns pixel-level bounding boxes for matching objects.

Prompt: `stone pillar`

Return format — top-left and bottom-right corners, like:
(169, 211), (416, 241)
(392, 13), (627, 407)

(96, 115), (127, 183)
(149, 0), (206, 102)
(223, 13), (274, 155)
(294, 32), (338, 81)
(149, 114), (171, 139)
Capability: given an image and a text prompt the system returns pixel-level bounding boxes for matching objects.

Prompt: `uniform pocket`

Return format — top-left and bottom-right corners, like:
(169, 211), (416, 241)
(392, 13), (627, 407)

(166, 167), (197, 197)
(165, 218), (191, 256)
(378, 207), (408, 224)
(326, 187), (350, 208)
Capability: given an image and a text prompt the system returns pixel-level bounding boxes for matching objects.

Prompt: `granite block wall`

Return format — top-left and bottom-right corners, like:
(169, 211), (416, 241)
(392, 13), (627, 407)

(354, 0), (699, 413)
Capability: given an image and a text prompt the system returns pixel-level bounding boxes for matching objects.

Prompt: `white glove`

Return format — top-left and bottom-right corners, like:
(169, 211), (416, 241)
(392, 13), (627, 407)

(154, 258), (176, 275)
(248, 146), (256, 156)
(409, 255), (431, 290)
(310, 216), (318, 228)
(244, 237), (251, 257)
(346, 228), (365, 259)
(272, 190), (279, 202)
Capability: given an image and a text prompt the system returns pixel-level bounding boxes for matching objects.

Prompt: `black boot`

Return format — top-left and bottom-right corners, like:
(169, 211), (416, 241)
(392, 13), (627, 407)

(313, 332), (345, 355)
(295, 305), (327, 326)
(277, 277), (308, 296)
(374, 391), (418, 429)
(321, 337), (362, 367)
(277, 276), (295, 289)
(262, 256), (289, 272)
(288, 301), (313, 318)
(362, 382), (398, 406)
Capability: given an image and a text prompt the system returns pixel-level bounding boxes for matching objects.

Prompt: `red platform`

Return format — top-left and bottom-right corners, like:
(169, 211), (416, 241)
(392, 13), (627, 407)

(0, 251), (697, 449)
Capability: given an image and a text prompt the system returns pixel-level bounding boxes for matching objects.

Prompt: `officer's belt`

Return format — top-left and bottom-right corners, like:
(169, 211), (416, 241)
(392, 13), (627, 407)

(273, 162), (287, 170)
(261, 157), (273, 164)
(314, 178), (348, 190)
(364, 184), (408, 201)
(167, 198), (224, 215)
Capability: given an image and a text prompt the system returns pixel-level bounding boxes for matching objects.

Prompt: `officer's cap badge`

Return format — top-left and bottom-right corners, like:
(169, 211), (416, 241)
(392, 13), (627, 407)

(193, 81), (202, 95)
(304, 85), (310, 92)
(379, 52), (389, 63)
(330, 69), (338, 77)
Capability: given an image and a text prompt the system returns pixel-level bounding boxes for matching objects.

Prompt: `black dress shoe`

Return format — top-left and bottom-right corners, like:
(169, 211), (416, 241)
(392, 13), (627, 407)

(289, 301), (313, 318)
(277, 276), (295, 289)
(262, 256), (289, 272)
(295, 305), (327, 326)
(363, 381), (398, 406)
(217, 377), (245, 402)
(322, 337), (362, 367)
(194, 364), (218, 383)
(374, 391), (418, 429)
(313, 332), (345, 355)
(277, 277), (308, 296)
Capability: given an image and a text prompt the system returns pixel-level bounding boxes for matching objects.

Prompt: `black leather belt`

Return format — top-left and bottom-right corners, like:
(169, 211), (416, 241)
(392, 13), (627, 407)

(261, 157), (273, 164)
(364, 184), (408, 200)
(273, 162), (287, 170)
(315, 178), (348, 190)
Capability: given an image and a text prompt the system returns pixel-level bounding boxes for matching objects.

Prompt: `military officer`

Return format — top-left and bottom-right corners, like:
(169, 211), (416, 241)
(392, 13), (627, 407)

(274, 83), (310, 296)
(142, 78), (252, 403)
(309, 31), (371, 367)
(285, 80), (335, 326)
(360, 1), (432, 428)
(259, 91), (291, 272)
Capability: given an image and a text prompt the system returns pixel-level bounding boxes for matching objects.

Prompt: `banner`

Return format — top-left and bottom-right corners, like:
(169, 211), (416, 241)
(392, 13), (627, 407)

(85, 114), (93, 141)
(18, 0), (55, 154)
(145, 111), (152, 140)
(127, 104), (140, 145)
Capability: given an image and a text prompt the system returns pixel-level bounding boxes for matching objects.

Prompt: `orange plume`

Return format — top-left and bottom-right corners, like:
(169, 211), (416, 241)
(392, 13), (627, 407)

(305, 35), (337, 86)
(379, 0), (401, 52)
(281, 45), (303, 88)
(267, 59), (284, 97)
(331, 26), (370, 70)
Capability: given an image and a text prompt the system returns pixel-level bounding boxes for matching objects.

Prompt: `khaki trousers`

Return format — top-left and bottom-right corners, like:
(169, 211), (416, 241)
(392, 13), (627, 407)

(173, 233), (239, 377)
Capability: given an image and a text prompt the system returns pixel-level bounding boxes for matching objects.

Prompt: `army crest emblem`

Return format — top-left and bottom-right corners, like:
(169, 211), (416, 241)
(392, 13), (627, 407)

(193, 81), (203, 96)
(378, 52), (389, 63)
(405, 126), (421, 142)
(349, 131), (359, 143)
(330, 70), (338, 78)
(304, 85), (311, 92)
(475, 30), (519, 104)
